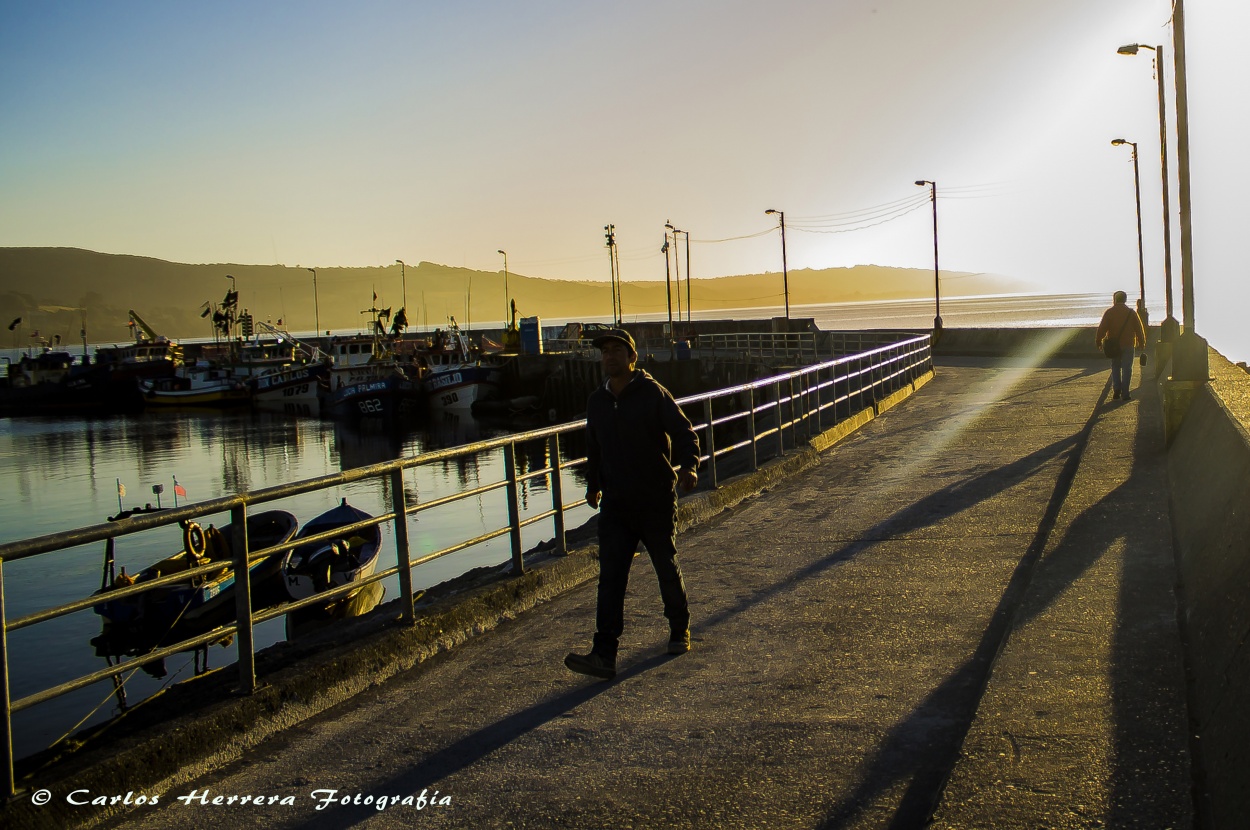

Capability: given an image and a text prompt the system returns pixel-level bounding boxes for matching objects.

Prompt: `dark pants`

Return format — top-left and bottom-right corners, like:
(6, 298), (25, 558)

(1110, 346), (1135, 393)
(592, 502), (689, 661)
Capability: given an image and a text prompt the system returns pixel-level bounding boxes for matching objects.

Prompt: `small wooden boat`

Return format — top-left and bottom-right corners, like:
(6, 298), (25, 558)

(282, 500), (381, 605)
(92, 510), (300, 652)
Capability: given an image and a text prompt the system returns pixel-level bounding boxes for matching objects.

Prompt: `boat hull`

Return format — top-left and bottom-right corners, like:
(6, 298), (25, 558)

(140, 379), (251, 408)
(322, 374), (422, 420)
(91, 510), (299, 654)
(423, 364), (501, 411)
(282, 501), (382, 605)
(251, 363), (329, 417)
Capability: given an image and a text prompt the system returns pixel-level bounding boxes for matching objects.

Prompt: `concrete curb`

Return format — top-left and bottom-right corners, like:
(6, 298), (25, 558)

(9, 370), (934, 830)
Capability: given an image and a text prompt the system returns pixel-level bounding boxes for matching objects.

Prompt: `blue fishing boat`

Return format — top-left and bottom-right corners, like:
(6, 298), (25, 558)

(282, 500), (381, 605)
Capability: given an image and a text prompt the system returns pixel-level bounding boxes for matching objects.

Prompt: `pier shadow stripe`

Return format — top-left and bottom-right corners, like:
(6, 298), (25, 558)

(817, 383), (1110, 830)
(287, 655), (679, 830)
(695, 428), (1083, 637)
(928, 374), (1193, 826)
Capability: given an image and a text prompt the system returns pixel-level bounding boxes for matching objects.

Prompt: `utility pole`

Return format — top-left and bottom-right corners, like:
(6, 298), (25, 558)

(764, 209), (790, 320)
(605, 225), (621, 325)
(1170, 0), (1208, 381)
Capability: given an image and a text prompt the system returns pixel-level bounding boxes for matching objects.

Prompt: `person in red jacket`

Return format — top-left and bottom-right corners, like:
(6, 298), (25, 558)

(564, 328), (700, 680)
(1095, 290), (1147, 401)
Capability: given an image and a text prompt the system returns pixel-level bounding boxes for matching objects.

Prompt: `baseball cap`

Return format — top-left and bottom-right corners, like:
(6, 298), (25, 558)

(591, 328), (636, 353)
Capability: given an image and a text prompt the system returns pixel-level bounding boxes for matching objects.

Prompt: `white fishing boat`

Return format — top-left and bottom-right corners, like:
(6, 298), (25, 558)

(139, 363), (251, 408)
(246, 321), (329, 416)
(421, 319), (502, 412)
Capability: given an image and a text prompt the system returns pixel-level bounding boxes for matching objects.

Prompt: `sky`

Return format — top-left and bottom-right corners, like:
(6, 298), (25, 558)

(2, 0), (1249, 362)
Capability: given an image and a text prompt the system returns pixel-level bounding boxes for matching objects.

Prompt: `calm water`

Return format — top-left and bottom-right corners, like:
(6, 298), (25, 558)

(0, 410), (594, 760)
(0, 293), (1110, 760)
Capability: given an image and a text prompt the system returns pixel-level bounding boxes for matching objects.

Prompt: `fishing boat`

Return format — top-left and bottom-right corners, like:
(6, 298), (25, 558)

(421, 318), (502, 412)
(251, 361), (330, 416)
(139, 362), (252, 408)
(91, 510), (300, 656)
(92, 310), (183, 382)
(320, 303), (424, 420)
(0, 343), (146, 416)
(247, 321), (330, 416)
(282, 499), (381, 606)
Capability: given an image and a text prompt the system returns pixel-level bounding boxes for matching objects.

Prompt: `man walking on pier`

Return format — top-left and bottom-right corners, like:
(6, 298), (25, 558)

(564, 328), (701, 680)
(1095, 290), (1147, 401)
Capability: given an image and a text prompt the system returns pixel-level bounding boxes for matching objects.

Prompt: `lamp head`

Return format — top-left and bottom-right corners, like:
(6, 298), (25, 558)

(497, 249), (505, 255)
(1111, 138), (1127, 146)
(915, 180), (933, 187)
(765, 209), (777, 215)
(664, 222), (674, 230)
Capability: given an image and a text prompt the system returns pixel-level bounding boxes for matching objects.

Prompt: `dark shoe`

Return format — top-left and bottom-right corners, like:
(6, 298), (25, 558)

(564, 651), (616, 680)
(1123, 392), (1132, 401)
(667, 630), (691, 655)
(1112, 389), (1121, 400)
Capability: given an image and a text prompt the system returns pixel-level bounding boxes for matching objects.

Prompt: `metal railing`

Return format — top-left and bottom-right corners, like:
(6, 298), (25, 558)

(692, 331), (820, 361)
(0, 333), (931, 795)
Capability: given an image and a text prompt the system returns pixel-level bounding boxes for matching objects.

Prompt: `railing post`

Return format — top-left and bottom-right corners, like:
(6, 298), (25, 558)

(504, 443), (524, 574)
(548, 434), (566, 554)
(774, 380), (785, 456)
(801, 371), (812, 440)
(788, 376), (797, 447)
(230, 504), (256, 695)
(1, 559), (14, 799)
(703, 398), (718, 488)
(815, 364), (824, 431)
(390, 468), (416, 624)
(748, 387), (759, 472)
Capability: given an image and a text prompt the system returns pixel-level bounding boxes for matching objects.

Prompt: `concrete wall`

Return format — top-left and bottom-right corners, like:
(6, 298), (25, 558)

(1166, 349), (1250, 829)
(931, 325), (1163, 360)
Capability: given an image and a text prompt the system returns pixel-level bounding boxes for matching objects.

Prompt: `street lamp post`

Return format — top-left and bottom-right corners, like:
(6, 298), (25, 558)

(914, 181), (943, 331)
(682, 229), (691, 322)
(395, 259), (407, 312)
(497, 250), (509, 324)
(1111, 139), (1148, 330)
(662, 234), (674, 338)
(604, 225), (621, 324)
(1169, 0), (1206, 381)
(1118, 42), (1177, 342)
(665, 223), (684, 325)
(764, 209), (789, 320)
(306, 268), (320, 337)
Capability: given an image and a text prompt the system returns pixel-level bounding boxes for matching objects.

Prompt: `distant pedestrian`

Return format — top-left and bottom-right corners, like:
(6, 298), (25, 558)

(1095, 290), (1146, 401)
(564, 328), (700, 680)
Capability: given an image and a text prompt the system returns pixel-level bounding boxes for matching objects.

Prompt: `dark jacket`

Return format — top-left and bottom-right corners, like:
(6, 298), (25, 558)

(585, 369), (700, 510)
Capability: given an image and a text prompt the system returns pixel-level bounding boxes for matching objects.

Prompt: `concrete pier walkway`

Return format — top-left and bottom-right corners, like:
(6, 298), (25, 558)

(100, 356), (1193, 829)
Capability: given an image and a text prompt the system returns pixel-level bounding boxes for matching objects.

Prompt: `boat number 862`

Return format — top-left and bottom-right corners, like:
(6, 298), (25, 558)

(357, 398), (384, 414)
